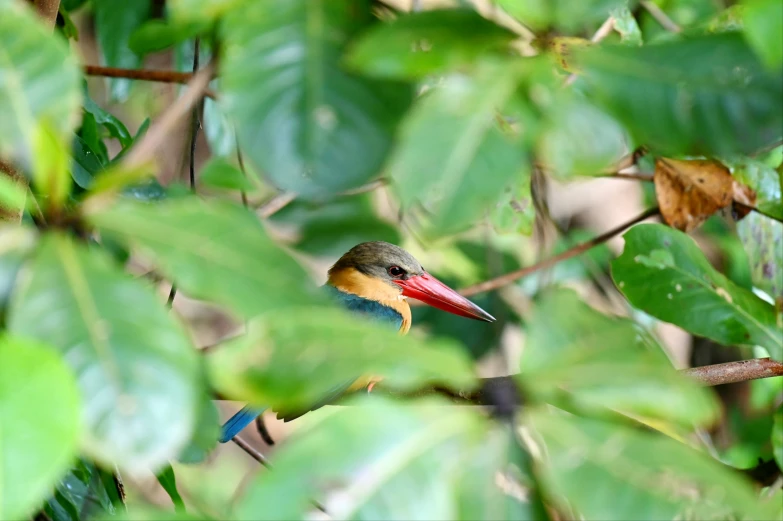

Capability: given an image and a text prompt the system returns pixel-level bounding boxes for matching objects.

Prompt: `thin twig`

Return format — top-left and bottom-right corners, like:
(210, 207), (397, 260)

(122, 62), (215, 171)
(640, 0), (682, 32)
(188, 40), (203, 192)
(232, 436), (271, 467)
(456, 207), (660, 297)
(602, 172), (655, 182)
(681, 358), (783, 386)
(84, 65), (195, 84)
(235, 137), (249, 207)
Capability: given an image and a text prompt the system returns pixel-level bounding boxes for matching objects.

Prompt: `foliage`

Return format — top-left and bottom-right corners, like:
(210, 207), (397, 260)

(0, 0), (781, 520)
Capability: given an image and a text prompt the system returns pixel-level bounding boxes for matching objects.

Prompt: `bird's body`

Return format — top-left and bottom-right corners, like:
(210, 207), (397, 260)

(219, 241), (494, 443)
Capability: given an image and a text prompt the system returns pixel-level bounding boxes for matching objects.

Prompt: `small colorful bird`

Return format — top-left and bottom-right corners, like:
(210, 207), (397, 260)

(219, 241), (494, 442)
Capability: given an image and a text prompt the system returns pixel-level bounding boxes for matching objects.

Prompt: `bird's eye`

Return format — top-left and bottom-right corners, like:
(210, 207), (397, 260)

(388, 265), (405, 278)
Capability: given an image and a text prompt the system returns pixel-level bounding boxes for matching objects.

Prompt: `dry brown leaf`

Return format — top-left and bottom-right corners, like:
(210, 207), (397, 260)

(653, 157), (756, 232)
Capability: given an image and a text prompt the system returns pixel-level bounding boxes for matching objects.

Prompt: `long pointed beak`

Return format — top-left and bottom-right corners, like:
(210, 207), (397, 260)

(393, 273), (495, 322)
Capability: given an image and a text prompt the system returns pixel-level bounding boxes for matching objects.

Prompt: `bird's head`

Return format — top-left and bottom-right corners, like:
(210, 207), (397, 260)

(328, 241), (495, 322)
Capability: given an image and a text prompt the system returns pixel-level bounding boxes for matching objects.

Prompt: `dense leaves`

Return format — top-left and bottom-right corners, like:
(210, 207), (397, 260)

(9, 234), (200, 473)
(612, 224), (783, 358)
(220, 0), (413, 198)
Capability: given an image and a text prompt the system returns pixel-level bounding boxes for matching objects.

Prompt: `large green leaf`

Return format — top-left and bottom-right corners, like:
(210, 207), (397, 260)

(521, 289), (719, 426)
(208, 307), (477, 412)
(526, 409), (773, 520)
(345, 8), (517, 80)
(220, 0), (412, 198)
(0, 1), (81, 170)
(576, 32), (783, 156)
(87, 197), (322, 318)
(0, 336), (80, 520)
(8, 234), (200, 473)
(742, 0), (783, 69)
(93, 0), (151, 101)
(235, 397), (485, 520)
(611, 223), (783, 359)
(387, 60), (528, 236)
(497, 0), (629, 32)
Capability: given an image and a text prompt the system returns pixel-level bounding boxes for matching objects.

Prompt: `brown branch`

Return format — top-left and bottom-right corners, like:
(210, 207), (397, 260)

(232, 436), (271, 467)
(32, 0), (60, 28)
(602, 172), (655, 182)
(457, 206), (660, 297)
(640, 0), (682, 33)
(681, 358), (783, 386)
(122, 62), (215, 171)
(84, 65), (195, 84)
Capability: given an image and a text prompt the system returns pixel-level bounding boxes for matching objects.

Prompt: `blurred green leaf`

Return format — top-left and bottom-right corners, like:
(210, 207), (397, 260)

(577, 32), (783, 156)
(0, 0), (81, 171)
(269, 194), (400, 258)
(521, 288), (719, 426)
(208, 307), (477, 412)
(0, 336), (80, 521)
(526, 409), (772, 521)
(32, 121), (72, 208)
(88, 197), (322, 318)
(0, 173), (28, 214)
(773, 405), (783, 471)
(199, 156), (255, 192)
(737, 213), (782, 300)
(93, 0), (152, 101)
(168, 0), (244, 24)
(730, 155), (783, 220)
(220, 0), (412, 198)
(202, 96), (236, 158)
(742, 0), (783, 69)
(71, 134), (105, 189)
(491, 179), (535, 236)
(538, 96), (628, 179)
(129, 19), (207, 56)
(156, 466), (186, 513)
(43, 460), (122, 521)
(177, 379), (219, 464)
(235, 397), (485, 520)
(388, 61), (528, 236)
(612, 223), (783, 358)
(345, 8), (516, 79)
(497, 0), (628, 32)
(9, 234), (200, 473)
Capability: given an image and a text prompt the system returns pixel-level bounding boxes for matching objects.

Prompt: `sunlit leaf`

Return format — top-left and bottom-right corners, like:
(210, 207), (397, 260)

(388, 60), (528, 236)
(0, 336), (80, 520)
(235, 397), (485, 520)
(742, 0), (783, 69)
(612, 223), (783, 359)
(198, 156), (255, 192)
(87, 197), (322, 318)
(31, 122), (71, 208)
(9, 234), (200, 473)
(345, 8), (516, 80)
(0, 0), (81, 170)
(208, 307), (477, 412)
(93, 0), (151, 101)
(576, 32), (783, 156)
(220, 0), (413, 198)
(156, 466), (186, 513)
(526, 408), (772, 520)
(521, 288), (719, 425)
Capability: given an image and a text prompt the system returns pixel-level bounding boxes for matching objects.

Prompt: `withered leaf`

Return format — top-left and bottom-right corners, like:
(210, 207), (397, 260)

(654, 158), (756, 232)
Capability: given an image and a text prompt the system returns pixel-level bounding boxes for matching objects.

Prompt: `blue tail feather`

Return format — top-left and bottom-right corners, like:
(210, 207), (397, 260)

(219, 405), (267, 443)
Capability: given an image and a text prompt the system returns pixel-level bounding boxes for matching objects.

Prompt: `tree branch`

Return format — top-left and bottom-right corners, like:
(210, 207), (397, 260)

(32, 0), (60, 28)
(83, 65), (217, 99)
(640, 0), (682, 33)
(680, 358), (783, 386)
(456, 206), (660, 297)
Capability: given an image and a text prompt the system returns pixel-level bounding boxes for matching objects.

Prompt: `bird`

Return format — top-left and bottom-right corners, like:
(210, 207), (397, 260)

(219, 241), (495, 443)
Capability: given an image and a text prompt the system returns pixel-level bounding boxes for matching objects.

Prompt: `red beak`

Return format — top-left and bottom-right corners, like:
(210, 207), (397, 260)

(393, 273), (495, 322)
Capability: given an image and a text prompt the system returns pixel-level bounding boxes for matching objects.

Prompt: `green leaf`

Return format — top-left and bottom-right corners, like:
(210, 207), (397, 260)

(526, 409), (771, 521)
(177, 380), (219, 464)
(345, 8), (516, 80)
(0, 0), (81, 170)
(87, 197), (322, 318)
(773, 405), (783, 472)
(202, 97), (236, 158)
(730, 155), (783, 220)
(268, 194), (400, 258)
(208, 307), (477, 413)
(577, 32), (783, 156)
(0, 336), (81, 520)
(8, 234), (200, 473)
(198, 156), (255, 192)
(611, 223), (783, 359)
(490, 180), (535, 236)
(93, 0), (152, 101)
(83, 95), (133, 148)
(611, 5), (643, 45)
(71, 134), (106, 189)
(129, 19), (207, 56)
(32, 121), (72, 208)
(742, 0), (783, 69)
(538, 97), (627, 179)
(220, 0), (413, 198)
(0, 173), (27, 214)
(737, 213), (783, 300)
(43, 460), (122, 521)
(235, 397), (485, 520)
(156, 465), (186, 513)
(497, 0), (628, 32)
(388, 61), (528, 236)
(521, 288), (719, 426)
(168, 0), (244, 24)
